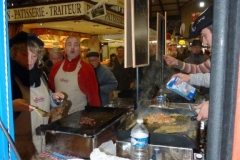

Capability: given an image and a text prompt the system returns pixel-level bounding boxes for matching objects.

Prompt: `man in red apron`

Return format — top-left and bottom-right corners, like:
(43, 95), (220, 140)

(49, 36), (101, 114)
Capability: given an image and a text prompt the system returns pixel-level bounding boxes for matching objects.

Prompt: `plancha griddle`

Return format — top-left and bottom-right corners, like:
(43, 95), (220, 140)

(41, 106), (129, 136)
(117, 107), (200, 149)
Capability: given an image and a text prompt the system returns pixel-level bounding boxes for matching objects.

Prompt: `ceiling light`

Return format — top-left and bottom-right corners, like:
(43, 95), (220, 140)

(39, 23), (43, 26)
(199, 2), (205, 7)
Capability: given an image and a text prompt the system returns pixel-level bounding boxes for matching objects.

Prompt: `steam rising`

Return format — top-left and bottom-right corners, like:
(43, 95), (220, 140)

(136, 58), (190, 118)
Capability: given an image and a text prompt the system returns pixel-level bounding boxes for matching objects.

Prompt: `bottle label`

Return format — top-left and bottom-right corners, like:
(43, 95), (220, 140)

(131, 136), (148, 148)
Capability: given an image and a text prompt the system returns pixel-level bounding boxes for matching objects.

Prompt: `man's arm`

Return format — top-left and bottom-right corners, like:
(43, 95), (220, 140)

(164, 55), (211, 73)
(190, 73), (210, 88)
(171, 72), (210, 88)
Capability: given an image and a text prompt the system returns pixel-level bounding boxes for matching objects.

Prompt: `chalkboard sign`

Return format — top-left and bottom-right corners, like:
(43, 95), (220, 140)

(156, 12), (166, 88)
(156, 12), (166, 61)
(124, 0), (133, 68)
(132, 0), (149, 67)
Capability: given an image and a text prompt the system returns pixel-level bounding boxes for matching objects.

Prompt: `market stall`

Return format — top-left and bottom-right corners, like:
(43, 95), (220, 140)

(40, 106), (130, 158)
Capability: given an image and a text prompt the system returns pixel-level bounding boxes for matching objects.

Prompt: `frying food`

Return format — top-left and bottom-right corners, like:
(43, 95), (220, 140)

(144, 113), (178, 125)
(49, 106), (65, 122)
(143, 113), (192, 133)
(153, 123), (190, 133)
(79, 117), (96, 126)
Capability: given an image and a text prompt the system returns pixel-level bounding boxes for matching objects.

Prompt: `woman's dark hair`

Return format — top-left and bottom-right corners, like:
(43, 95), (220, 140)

(110, 53), (116, 58)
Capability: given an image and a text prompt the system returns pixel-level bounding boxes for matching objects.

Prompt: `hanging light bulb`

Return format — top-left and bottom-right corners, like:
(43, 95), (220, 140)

(199, 2), (205, 7)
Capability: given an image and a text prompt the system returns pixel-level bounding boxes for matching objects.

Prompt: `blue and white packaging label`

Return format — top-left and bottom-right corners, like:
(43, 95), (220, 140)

(166, 77), (197, 100)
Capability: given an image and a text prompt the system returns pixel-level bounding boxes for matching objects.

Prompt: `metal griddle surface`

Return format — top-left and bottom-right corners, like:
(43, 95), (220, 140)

(41, 106), (128, 136)
(117, 107), (199, 149)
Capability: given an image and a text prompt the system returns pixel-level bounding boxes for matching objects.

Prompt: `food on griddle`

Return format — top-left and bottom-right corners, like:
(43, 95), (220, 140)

(49, 106), (65, 122)
(143, 113), (192, 133)
(144, 113), (177, 124)
(153, 122), (190, 133)
(79, 117), (96, 126)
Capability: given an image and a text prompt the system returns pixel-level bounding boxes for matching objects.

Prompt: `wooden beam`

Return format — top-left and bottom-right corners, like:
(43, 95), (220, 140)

(176, 0), (181, 20)
(158, 0), (165, 15)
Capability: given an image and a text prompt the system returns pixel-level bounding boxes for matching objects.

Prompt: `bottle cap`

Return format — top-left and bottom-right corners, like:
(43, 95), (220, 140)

(196, 153), (203, 159)
(136, 119), (143, 124)
(154, 148), (161, 154)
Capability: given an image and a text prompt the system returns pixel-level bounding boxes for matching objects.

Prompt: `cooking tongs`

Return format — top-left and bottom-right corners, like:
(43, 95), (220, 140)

(33, 98), (65, 117)
(33, 106), (49, 117)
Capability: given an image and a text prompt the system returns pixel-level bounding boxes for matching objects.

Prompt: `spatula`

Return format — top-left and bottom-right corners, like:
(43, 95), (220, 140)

(33, 106), (49, 117)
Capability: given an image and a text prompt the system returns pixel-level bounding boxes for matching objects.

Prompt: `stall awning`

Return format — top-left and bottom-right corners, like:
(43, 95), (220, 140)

(31, 28), (91, 48)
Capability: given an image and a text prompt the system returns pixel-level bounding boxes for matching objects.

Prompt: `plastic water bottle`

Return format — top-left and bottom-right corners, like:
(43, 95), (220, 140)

(157, 89), (165, 108)
(131, 119), (149, 160)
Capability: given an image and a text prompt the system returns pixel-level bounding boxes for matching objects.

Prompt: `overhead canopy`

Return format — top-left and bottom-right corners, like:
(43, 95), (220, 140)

(31, 28), (91, 48)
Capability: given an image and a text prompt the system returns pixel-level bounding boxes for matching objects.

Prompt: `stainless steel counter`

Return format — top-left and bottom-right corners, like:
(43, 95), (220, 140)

(45, 125), (117, 158)
(116, 141), (195, 160)
(42, 107), (129, 159)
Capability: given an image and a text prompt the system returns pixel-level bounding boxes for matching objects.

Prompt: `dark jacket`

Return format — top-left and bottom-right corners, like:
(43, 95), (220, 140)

(112, 58), (135, 91)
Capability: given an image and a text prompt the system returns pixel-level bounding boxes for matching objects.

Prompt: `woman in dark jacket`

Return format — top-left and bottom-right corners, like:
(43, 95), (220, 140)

(10, 31), (64, 159)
